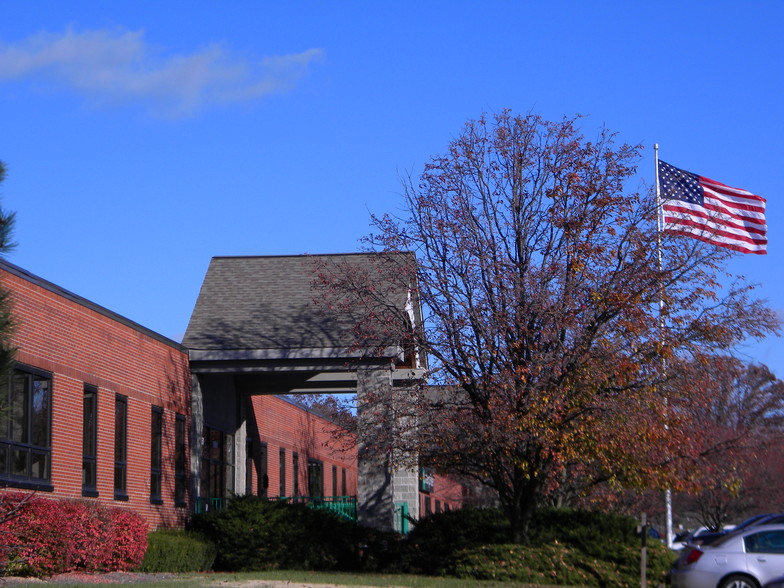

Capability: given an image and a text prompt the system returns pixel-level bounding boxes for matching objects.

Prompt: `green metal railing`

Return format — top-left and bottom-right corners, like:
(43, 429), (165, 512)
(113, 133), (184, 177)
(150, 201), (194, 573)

(195, 495), (358, 522)
(194, 496), (226, 514)
(281, 495), (358, 522)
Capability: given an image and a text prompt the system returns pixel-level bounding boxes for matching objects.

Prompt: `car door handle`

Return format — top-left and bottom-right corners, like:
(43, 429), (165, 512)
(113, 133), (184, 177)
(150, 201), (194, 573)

(757, 556), (768, 562)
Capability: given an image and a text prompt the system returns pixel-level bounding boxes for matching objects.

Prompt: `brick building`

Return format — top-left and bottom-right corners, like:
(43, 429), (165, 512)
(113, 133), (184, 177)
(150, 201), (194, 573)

(0, 255), (470, 531)
(244, 395), (357, 501)
(0, 259), (191, 529)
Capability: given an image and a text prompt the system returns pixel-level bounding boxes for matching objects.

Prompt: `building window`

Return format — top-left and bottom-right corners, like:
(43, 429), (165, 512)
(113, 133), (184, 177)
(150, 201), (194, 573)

(175, 414), (186, 506)
(82, 385), (98, 496)
(307, 459), (323, 499)
(331, 465), (337, 497)
(114, 395), (128, 500)
(258, 442), (268, 497)
(0, 365), (52, 489)
(150, 406), (163, 504)
(279, 448), (286, 497)
(200, 425), (234, 501)
(292, 452), (299, 497)
(341, 467), (347, 496)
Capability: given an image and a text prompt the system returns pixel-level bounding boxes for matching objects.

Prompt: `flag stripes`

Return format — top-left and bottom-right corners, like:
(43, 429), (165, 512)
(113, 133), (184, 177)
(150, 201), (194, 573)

(658, 160), (767, 255)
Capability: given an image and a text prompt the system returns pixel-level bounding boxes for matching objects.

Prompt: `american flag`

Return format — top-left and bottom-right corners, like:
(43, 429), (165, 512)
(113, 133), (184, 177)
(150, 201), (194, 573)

(658, 160), (767, 255)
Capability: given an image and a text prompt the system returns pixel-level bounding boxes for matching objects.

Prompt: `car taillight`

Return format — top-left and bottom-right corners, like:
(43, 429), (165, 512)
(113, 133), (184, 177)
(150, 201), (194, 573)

(685, 549), (704, 565)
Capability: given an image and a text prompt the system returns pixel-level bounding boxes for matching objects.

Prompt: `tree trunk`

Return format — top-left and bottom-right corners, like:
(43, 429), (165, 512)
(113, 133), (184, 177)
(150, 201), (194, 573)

(505, 469), (541, 544)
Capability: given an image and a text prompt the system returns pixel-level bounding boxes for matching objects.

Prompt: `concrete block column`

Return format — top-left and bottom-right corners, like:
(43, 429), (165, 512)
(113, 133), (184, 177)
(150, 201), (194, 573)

(356, 366), (395, 530)
(357, 367), (420, 531)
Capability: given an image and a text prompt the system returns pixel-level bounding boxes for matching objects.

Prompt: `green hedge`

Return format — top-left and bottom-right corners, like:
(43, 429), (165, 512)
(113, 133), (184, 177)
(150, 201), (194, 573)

(403, 506), (674, 585)
(189, 495), (401, 572)
(402, 507), (510, 574)
(451, 541), (673, 587)
(137, 530), (216, 573)
(187, 499), (674, 585)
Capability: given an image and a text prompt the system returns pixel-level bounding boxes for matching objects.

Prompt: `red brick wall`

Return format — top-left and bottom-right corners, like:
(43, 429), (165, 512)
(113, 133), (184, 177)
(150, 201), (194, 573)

(420, 472), (466, 516)
(248, 395), (357, 498)
(249, 396), (470, 516)
(0, 264), (191, 530)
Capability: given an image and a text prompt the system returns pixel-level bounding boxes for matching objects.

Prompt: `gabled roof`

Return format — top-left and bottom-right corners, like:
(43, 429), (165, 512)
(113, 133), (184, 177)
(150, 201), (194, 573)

(183, 252), (416, 363)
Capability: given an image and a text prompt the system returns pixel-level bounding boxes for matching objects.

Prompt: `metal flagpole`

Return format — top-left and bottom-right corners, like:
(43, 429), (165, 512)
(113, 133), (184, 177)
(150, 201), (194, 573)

(654, 143), (674, 549)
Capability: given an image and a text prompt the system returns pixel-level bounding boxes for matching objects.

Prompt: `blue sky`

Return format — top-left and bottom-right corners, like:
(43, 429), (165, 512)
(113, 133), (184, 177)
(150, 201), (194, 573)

(0, 1), (781, 376)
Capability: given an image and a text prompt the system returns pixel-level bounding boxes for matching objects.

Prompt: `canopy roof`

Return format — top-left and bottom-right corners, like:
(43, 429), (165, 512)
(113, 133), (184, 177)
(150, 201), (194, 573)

(184, 253), (419, 377)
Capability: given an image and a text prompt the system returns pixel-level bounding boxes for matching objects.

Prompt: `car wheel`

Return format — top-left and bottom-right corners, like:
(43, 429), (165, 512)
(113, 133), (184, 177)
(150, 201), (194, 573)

(720, 574), (760, 588)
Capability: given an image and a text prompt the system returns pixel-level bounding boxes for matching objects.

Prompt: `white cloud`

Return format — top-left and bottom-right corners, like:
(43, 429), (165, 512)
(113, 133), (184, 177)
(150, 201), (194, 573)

(0, 28), (325, 117)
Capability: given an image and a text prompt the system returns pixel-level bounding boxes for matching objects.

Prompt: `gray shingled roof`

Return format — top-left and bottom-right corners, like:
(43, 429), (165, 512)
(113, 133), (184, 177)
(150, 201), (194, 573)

(183, 253), (415, 361)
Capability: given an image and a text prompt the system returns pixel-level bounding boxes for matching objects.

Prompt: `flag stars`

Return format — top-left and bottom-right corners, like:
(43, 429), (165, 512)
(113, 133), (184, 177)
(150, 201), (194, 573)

(659, 161), (704, 205)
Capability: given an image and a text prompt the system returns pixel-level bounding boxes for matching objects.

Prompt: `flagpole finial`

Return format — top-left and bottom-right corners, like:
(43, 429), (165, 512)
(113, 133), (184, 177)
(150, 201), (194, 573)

(654, 143), (659, 150)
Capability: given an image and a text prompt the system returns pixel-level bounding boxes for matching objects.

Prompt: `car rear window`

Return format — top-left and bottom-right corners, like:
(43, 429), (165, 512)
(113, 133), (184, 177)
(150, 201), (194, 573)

(744, 531), (784, 554)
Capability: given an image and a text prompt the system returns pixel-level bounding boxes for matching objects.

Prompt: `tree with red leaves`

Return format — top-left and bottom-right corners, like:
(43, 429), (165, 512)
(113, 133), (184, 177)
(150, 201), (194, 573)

(316, 112), (780, 543)
(671, 358), (784, 530)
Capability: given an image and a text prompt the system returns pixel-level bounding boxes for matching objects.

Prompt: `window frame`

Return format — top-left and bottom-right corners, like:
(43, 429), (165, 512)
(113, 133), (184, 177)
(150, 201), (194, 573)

(114, 394), (128, 501)
(307, 458), (324, 499)
(279, 448), (286, 497)
(150, 405), (163, 504)
(82, 384), (98, 497)
(0, 364), (53, 491)
(200, 425), (234, 501)
(292, 452), (299, 497)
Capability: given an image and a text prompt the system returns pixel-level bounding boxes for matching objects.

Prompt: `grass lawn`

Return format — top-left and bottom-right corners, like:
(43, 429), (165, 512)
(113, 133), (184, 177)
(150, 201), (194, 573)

(1, 570), (558, 587)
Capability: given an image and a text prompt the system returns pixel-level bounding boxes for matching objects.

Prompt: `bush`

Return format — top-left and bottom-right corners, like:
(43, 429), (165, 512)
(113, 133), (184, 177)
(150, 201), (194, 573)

(138, 529), (216, 573)
(108, 508), (148, 571)
(402, 507), (510, 574)
(0, 493), (148, 577)
(451, 541), (673, 587)
(529, 507), (640, 557)
(399, 506), (673, 586)
(190, 495), (376, 572)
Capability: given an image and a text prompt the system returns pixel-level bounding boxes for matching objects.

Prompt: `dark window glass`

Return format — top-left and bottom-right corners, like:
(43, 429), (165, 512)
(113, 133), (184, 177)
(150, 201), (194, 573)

(258, 443), (268, 497)
(175, 414), (186, 505)
(279, 448), (286, 497)
(114, 395), (128, 498)
(341, 467), (347, 496)
(745, 530), (784, 554)
(200, 425), (234, 501)
(150, 406), (163, 503)
(331, 465), (337, 497)
(307, 459), (323, 498)
(292, 452), (299, 497)
(0, 366), (52, 487)
(82, 386), (98, 493)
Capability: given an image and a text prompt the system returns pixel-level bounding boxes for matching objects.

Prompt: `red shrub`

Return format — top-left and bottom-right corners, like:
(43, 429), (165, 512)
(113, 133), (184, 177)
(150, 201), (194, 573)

(106, 508), (148, 571)
(0, 493), (148, 577)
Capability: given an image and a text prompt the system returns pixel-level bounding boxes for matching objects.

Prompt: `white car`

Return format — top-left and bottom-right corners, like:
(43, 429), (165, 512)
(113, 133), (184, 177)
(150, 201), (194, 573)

(671, 524), (784, 588)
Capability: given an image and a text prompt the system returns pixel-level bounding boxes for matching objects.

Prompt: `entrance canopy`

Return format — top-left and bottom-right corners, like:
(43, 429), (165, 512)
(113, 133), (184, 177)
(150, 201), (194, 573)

(183, 252), (425, 530)
(183, 252), (424, 391)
